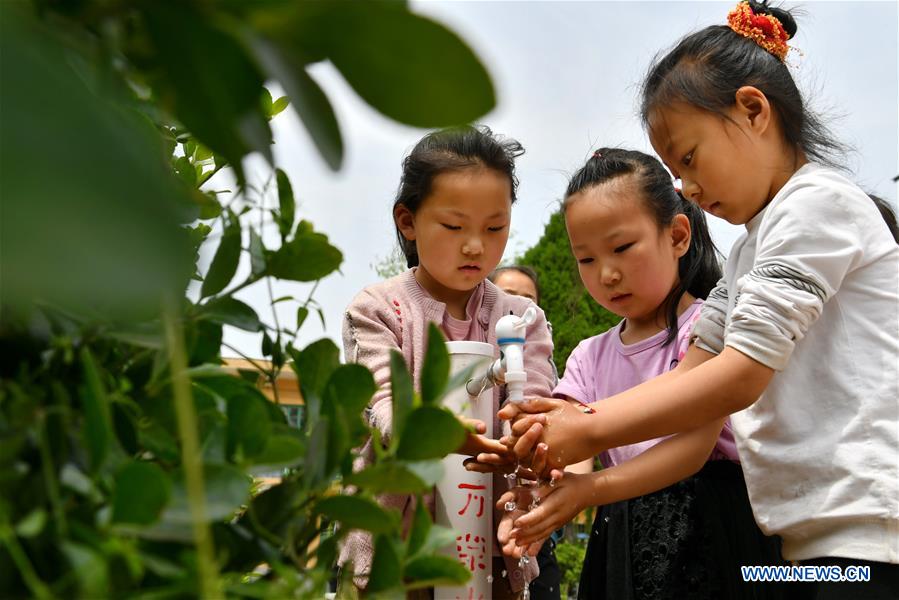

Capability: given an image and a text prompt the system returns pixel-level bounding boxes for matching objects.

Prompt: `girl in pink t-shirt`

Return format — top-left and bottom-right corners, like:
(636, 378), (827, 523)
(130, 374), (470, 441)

(502, 149), (787, 599)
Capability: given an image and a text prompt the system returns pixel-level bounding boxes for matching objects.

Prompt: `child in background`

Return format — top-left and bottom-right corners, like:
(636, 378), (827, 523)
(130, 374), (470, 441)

(503, 2), (899, 597)
(489, 265), (541, 304)
(339, 125), (556, 598)
(504, 148), (787, 599)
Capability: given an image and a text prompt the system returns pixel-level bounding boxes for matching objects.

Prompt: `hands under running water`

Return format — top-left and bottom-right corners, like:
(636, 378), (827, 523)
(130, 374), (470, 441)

(495, 472), (598, 556)
(462, 397), (599, 478)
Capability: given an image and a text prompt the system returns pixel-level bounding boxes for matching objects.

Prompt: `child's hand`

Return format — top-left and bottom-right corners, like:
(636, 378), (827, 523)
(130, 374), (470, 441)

(455, 416), (510, 459)
(496, 493), (545, 559)
(499, 472), (593, 549)
(499, 398), (597, 471)
(464, 420), (547, 474)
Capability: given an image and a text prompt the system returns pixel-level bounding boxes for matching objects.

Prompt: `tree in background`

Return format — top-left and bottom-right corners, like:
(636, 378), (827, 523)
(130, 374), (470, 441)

(521, 211), (620, 375)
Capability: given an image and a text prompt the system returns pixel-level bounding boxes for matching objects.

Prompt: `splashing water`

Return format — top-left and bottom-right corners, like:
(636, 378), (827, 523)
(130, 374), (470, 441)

(487, 574), (494, 584)
(519, 554), (531, 600)
(504, 501), (517, 512)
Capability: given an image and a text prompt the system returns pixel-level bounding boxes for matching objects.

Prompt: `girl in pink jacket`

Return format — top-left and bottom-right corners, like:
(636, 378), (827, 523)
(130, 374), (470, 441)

(339, 125), (556, 597)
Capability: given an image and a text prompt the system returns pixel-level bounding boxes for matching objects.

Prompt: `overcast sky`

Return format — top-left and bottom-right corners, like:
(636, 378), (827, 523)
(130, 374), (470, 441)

(216, 0), (898, 360)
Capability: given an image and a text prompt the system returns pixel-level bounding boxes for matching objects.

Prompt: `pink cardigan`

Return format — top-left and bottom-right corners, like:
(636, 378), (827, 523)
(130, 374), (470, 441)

(338, 269), (556, 591)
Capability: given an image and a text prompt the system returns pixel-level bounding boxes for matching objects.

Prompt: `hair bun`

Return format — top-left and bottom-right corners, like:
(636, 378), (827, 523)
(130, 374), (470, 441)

(748, 0), (798, 38)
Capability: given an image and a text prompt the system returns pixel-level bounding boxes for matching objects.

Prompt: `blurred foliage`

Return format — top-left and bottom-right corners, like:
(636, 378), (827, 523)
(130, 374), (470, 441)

(555, 540), (587, 599)
(521, 211), (620, 375)
(0, 0), (495, 597)
(372, 246), (409, 281)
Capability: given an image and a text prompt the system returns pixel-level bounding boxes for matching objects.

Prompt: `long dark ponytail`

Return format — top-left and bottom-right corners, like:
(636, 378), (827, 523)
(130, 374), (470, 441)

(564, 148), (722, 345)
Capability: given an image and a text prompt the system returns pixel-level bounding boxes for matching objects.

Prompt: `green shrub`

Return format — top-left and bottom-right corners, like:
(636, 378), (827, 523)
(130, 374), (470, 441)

(0, 1), (496, 596)
(555, 540), (588, 598)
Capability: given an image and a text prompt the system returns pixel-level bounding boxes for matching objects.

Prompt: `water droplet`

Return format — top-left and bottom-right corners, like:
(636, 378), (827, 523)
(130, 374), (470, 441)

(502, 569), (508, 578)
(505, 472), (517, 483)
(604, 516), (610, 523)
(487, 575), (494, 583)
(504, 501), (517, 512)
(519, 554), (530, 567)
(549, 478), (556, 488)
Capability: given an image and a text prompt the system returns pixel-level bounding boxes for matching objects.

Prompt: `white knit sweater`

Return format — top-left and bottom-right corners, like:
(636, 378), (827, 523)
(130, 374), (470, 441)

(692, 163), (899, 563)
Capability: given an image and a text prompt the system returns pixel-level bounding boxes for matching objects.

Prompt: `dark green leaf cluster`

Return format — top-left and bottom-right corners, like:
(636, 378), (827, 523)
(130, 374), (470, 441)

(521, 210), (621, 375)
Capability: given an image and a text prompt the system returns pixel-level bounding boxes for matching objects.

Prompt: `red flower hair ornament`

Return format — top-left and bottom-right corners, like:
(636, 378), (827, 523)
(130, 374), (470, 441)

(727, 1), (791, 62)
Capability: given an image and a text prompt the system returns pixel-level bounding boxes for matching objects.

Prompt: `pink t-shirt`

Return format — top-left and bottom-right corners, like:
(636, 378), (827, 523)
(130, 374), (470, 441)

(552, 299), (738, 468)
(440, 283), (487, 343)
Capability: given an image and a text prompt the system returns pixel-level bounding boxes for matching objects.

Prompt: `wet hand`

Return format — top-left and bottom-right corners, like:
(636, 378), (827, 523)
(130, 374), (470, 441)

(496, 491), (545, 559)
(463, 420), (545, 474)
(501, 398), (597, 470)
(455, 416), (510, 458)
(503, 472), (593, 548)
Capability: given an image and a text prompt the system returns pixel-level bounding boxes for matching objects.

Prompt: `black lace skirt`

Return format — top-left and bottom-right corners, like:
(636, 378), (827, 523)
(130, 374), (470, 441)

(578, 460), (790, 600)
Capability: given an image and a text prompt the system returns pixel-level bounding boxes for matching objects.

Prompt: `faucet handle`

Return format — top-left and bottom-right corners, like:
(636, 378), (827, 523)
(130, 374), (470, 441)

(521, 306), (537, 327)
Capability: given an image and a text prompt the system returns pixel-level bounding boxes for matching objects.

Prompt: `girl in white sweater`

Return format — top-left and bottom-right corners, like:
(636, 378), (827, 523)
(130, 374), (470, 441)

(500, 2), (898, 598)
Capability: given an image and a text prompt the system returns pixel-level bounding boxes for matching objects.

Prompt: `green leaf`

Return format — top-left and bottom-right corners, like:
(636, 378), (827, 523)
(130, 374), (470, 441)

(367, 535), (403, 594)
(159, 464), (252, 526)
(195, 190), (223, 219)
(248, 228), (266, 276)
(247, 35), (343, 170)
(1, 5), (193, 319)
(396, 407), (466, 461)
(389, 350), (414, 447)
(62, 541), (109, 598)
(60, 464), (102, 501)
(295, 306), (309, 331)
(112, 461), (171, 525)
(261, 331), (273, 357)
(197, 297), (262, 332)
(303, 417), (329, 489)
(226, 394), (272, 461)
(260, 86), (273, 115)
(420, 323), (449, 405)
(174, 155), (197, 187)
(275, 168), (295, 240)
(412, 523), (457, 560)
(142, 2), (272, 178)
(404, 460), (445, 488)
(323, 364), (375, 422)
(316, 496), (397, 535)
(266, 221), (342, 281)
(200, 211), (242, 298)
(80, 348), (112, 472)
(15, 509), (47, 538)
(195, 143), (214, 162)
(344, 462), (431, 495)
(273, 3), (495, 128)
(271, 95), (290, 117)
(404, 555), (471, 589)
(406, 498), (430, 558)
(249, 434), (304, 472)
(289, 338), (339, 420)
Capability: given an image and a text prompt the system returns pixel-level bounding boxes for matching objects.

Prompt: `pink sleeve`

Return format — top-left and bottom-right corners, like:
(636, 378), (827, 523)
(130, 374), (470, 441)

(677, 307), (705, 362)
(521, 304), (556, 400)
(551, 341), (591, 404)
(342, 290), (402, 439)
